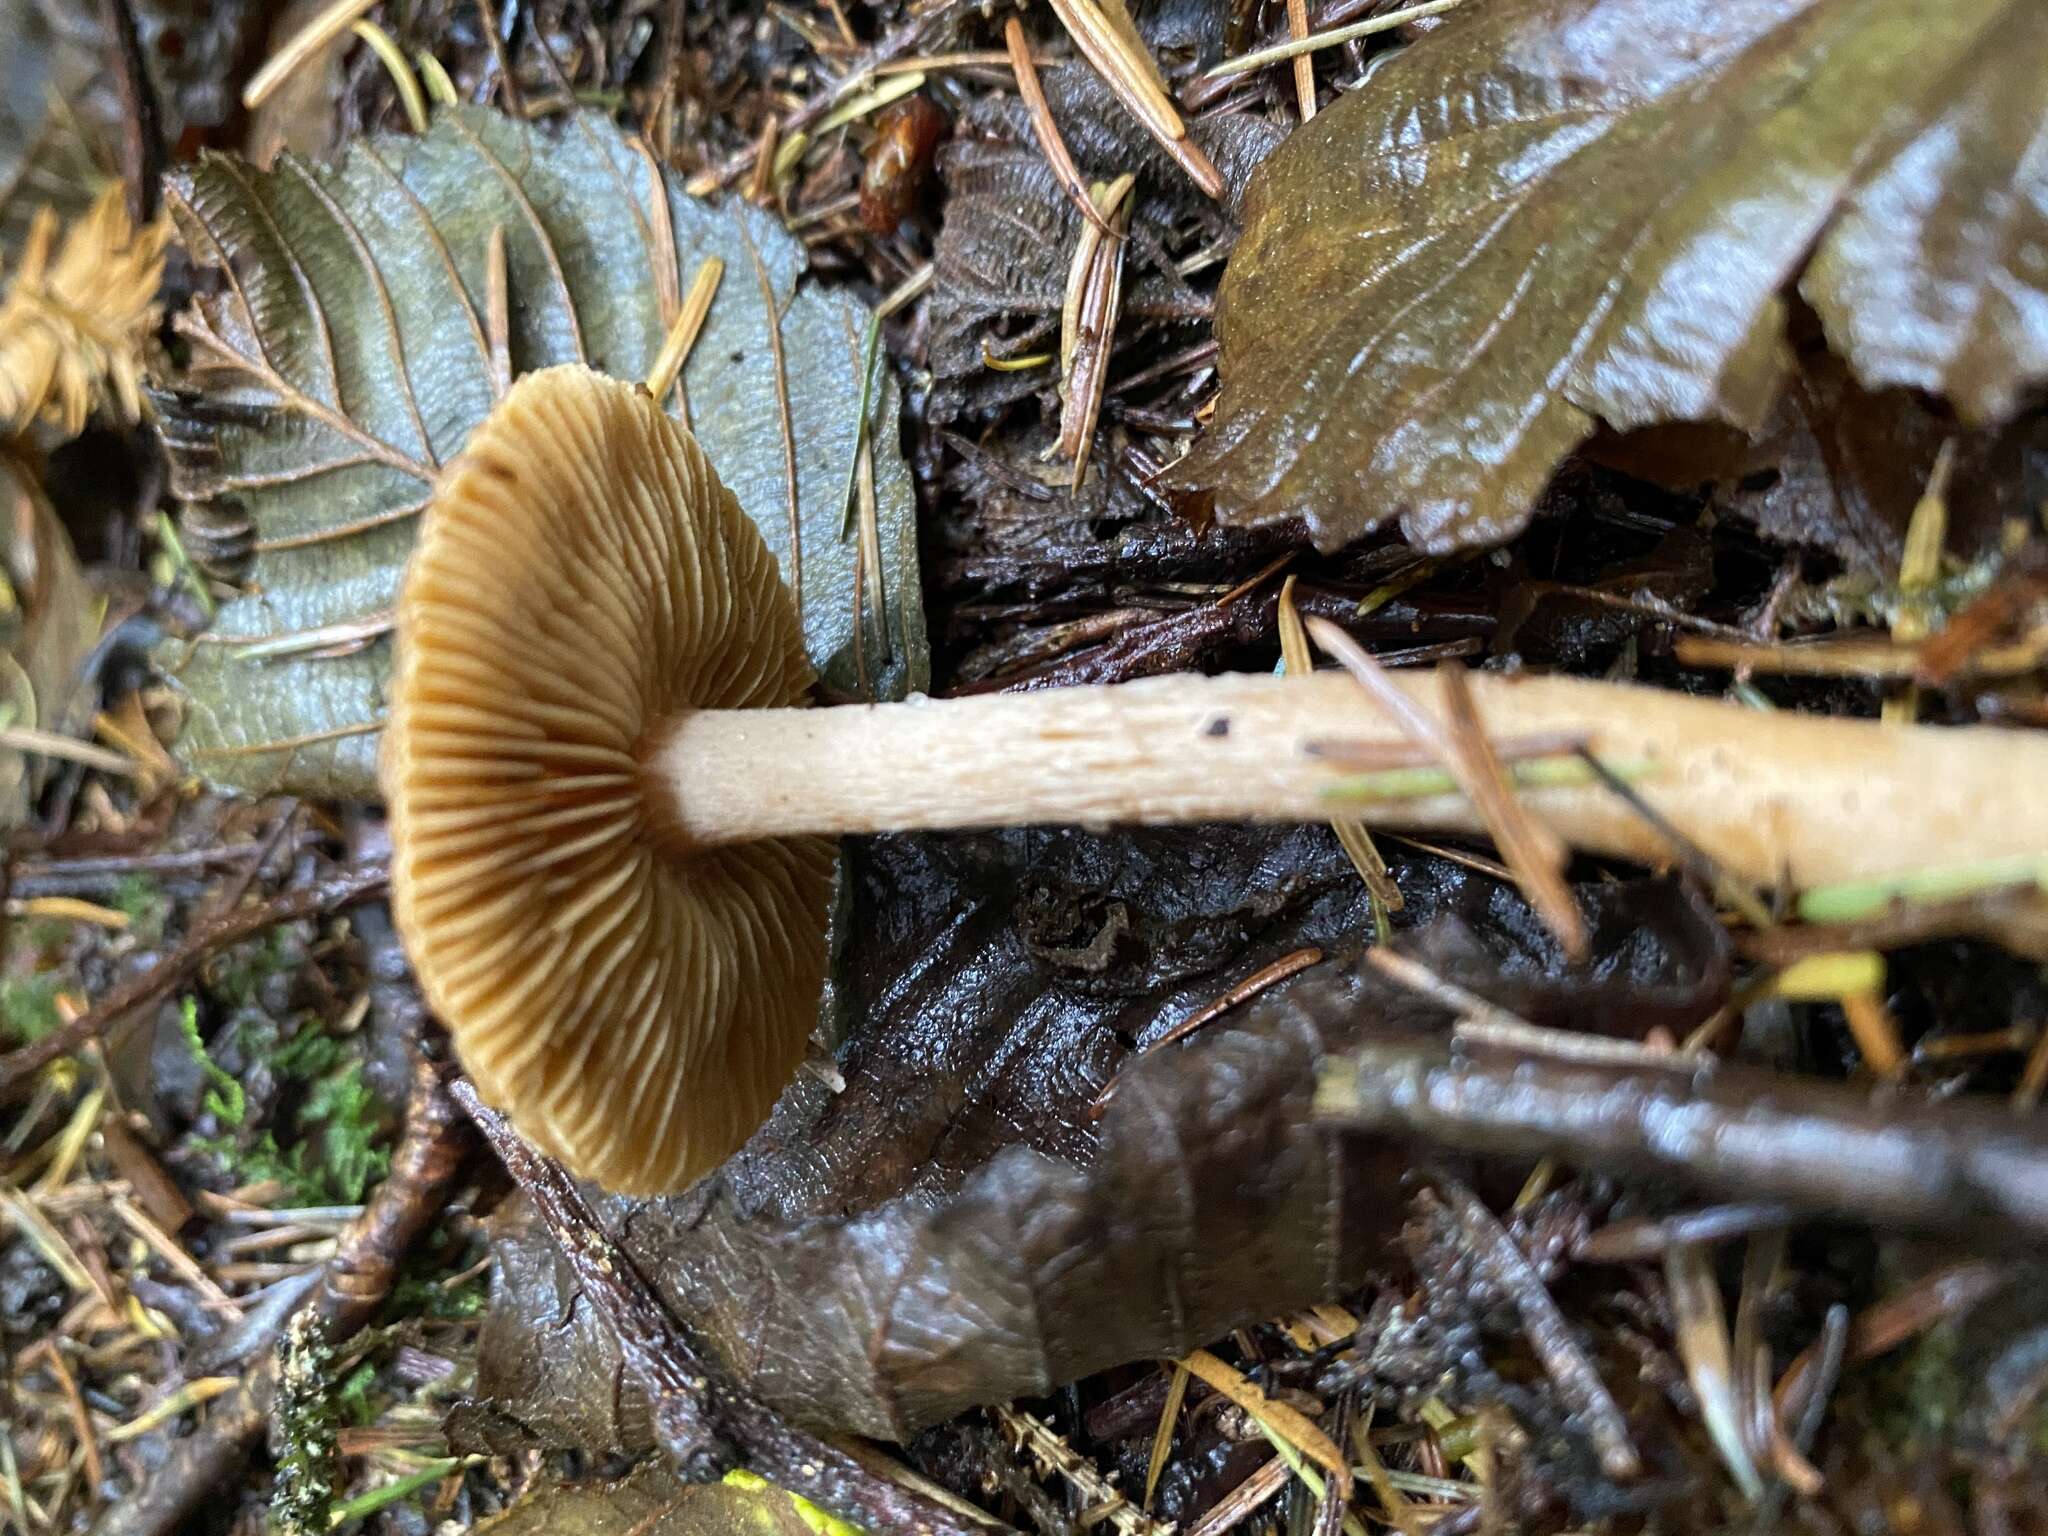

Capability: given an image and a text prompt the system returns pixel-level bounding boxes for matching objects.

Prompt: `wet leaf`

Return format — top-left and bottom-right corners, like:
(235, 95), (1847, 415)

(929, 64), (1279, 421)
(1593, 344), (2048, 577)
(0, 455), (100, 827)
(154, 107), (927, 800)
(471, 1462), (819, 1536)
(1180, 0), (2048, 553)
(458, 828), (1727, 1447)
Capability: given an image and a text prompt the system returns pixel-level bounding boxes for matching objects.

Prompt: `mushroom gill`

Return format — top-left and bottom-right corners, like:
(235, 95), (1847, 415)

(387, 365), (833, 1193)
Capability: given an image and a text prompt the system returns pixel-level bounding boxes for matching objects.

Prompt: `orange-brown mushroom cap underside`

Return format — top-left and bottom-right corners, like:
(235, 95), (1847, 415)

(387, 365), (833, 1194)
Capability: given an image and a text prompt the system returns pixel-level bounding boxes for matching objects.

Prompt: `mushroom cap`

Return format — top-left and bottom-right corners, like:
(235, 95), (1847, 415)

(387, 365), (833, 1193)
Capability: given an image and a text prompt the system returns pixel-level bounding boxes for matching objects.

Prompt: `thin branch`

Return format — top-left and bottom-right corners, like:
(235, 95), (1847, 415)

(1315, 1034), (2048, 1246)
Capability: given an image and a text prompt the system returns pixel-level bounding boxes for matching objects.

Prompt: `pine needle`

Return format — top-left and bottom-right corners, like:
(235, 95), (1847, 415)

(0, 185), (169, 439)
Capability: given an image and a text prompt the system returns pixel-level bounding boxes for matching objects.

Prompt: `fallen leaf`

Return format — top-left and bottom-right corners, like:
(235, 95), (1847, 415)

(456, 827), (1727, 1447)
(153, 107), (927, 800)
(0, 0), (256, 250)
(471, 1462), (818, 1536)
(1178, 0), (2048, 552)
(1594, 345), (2048, 578)
(0, 454), (101, 827)
(929, 64), (1279, 421)
(0, 0), (114, 251)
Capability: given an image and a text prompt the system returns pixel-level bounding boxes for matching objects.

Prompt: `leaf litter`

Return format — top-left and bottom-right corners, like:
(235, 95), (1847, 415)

(5, 1), (2048, 1533)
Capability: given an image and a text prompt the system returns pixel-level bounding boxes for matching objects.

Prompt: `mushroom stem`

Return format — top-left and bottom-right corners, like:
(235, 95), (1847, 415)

(645, 668), (2048, 890)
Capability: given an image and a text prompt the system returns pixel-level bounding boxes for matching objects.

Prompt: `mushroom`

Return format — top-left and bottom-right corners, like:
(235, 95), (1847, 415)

(389, 364), (2048, 1192)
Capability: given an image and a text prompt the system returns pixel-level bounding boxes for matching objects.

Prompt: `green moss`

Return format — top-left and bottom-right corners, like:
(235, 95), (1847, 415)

(1, 970), (65, 1045)
(334, 1360), (380, 1427)
(212, 926), (301, 1010)
(179, 996), (247, 1126)
(388, 1249), (488, 1321)
(182, 1001), (390, 1204)
(111, 874), (167, 943)
(270, 1311), (340, 1536)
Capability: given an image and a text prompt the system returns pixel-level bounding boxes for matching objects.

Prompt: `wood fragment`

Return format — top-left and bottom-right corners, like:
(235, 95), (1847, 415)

(484, 225), (511, 398)
(1186, 1457), (1289, 1536)
(1317, 1036), (2048, 1245)
(1431, 1180), (1640, 1479)
(1839, 990), (1909, 1080)
(98, 0), (163, 224)
(1285, 0), (1317, 120)
(1057, 175), (1135, 487)
(1577, 1205), (1794, 1263)
(1144, 1364), (1190, 1511)
(994, 1404), (1170, 1536)
(645, 258), (725, 412)
(1678, 632), (2047, 680)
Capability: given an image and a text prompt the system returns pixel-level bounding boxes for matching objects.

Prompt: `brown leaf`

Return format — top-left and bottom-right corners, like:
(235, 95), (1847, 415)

(1178, 0), (2048, 552)
(457, 829), (1727, 1448)
(1597, 344), (2048, 577)
(0, 455), (100, 827)
(929, 64), (1279, 421)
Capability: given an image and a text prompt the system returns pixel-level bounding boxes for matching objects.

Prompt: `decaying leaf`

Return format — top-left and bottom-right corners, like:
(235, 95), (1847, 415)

(154, 107), (927, 800)
(0, 185), (169, 438)
(0, 454), (100, 827)
(929, 64), (1279, 421)
(0, 0), (255, 247)
(458, 827), (1727, 1448)
(1707, 353), (2046, 576)
(1179, 0), (2048, 553)
(472, 1462), (821, 1536)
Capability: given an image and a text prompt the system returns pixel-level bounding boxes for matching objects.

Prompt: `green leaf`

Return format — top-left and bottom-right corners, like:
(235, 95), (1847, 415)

(1178, 0), (2048, 552)
(155, 107), (927, 800)
(472, 1461), (825, 1536)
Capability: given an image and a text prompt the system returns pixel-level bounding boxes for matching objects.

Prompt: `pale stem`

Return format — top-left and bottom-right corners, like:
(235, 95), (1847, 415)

(643, 670), (2048, 890)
